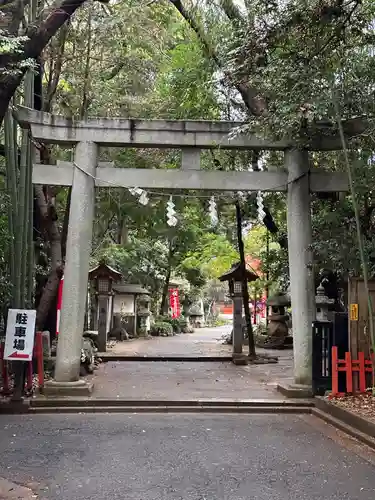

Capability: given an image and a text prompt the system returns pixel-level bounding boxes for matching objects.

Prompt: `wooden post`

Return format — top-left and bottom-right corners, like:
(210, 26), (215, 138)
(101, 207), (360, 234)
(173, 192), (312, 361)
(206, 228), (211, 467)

(36, 331), (44, 392)
(235, 201), (256, 357)
(97, 295), (108, 352)
(331, 346), (339, 396)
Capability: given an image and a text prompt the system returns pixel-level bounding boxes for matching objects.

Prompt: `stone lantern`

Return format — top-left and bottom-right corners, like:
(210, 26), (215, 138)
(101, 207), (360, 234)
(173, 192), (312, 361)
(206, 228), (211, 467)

(219, 262), (258, 356)
(137, 293), (151, 334)
(88, 261), (122, 352)
(266, 292), (291, 343)
(315, 282), (334, 322)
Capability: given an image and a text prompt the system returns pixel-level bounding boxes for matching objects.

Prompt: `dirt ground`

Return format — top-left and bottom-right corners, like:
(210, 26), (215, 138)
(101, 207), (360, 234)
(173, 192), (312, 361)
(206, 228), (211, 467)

(330, 392), (375, 423)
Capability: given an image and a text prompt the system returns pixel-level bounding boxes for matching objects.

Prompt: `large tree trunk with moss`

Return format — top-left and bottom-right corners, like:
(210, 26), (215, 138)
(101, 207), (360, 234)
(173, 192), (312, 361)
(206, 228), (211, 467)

(34, 185), (66, 330)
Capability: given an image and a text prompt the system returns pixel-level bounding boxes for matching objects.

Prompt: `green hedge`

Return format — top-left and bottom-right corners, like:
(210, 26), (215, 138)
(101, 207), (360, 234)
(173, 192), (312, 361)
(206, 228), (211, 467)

(155, 316), (189, 333)
(150, 321), (174, 337)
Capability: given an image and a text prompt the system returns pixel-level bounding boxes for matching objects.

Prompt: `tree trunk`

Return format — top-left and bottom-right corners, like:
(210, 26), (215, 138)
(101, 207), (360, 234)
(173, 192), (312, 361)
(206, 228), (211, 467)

(159, 265), (172, 316)
(61, 187), (72, 260)
(169, 0), (266, 116)
(160, 242), (174, 316)
(235, 200), (256, 358)
(34, 185), (64, 330)
(117, 216), (128, 245)
(43, 24), (69, 112)
(79, 5), (92, 120)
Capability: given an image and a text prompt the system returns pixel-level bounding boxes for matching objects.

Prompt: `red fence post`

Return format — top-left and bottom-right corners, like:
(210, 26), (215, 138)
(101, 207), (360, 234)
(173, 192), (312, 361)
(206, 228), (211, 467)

(331, 346), (339, 396)
(345, 351), (353, 394)
(358, 352), (366, 393)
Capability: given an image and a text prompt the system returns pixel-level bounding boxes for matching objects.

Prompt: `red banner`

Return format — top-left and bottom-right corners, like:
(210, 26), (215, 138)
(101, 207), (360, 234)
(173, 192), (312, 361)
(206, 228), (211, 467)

(169, 288), (181, 318)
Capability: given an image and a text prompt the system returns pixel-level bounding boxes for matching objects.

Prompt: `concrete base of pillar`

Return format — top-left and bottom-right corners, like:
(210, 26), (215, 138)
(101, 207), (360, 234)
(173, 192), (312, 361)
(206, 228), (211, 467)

(232, 353), (248, 366)
(277, 382), (313, 398)
(43, 379), (94, 397)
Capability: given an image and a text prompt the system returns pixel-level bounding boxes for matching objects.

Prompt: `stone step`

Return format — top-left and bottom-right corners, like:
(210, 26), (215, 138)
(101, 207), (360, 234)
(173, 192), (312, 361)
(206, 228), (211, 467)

(30, 398), (314, 408)
(96, 355), (233, 362)
(29, 405), (313, 414)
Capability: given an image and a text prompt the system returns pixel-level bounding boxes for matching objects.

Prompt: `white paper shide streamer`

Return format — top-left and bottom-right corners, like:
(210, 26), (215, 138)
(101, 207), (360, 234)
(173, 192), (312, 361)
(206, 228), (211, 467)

(128, 187), (149, 206)
(256, 191), (266, 222)
(166, 196), (178, 227)
(208, 196), (218, 227)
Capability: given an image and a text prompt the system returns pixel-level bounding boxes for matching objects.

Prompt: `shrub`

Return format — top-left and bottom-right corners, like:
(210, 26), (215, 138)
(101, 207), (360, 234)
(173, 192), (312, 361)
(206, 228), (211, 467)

(178, 318), (190, 333)
(150, 321), (174, 337)
(155, 315), (189, 334)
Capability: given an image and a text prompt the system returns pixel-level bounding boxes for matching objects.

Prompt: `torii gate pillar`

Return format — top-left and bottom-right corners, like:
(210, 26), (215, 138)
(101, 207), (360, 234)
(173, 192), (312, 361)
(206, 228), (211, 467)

(279, 149), (315, 397)
(45, 141), (97, 396)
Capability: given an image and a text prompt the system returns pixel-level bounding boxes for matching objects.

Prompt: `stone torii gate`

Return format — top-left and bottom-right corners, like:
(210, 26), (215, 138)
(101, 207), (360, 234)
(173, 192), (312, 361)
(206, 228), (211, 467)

(16, 106), (348, 396)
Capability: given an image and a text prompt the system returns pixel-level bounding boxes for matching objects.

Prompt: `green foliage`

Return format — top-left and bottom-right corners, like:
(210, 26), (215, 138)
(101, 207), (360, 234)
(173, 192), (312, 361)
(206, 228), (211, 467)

(98, 238), (169, 295)
(0, 31), (29, 55)
(182, 233), (238, 279)
(151, 23), (220, 119)
(0, 30), (33, 75)
(311, 154), (375, 279)
(155, 315), (189, 333)
(150, 321), (174, 337)
(226, 0), (375, 140)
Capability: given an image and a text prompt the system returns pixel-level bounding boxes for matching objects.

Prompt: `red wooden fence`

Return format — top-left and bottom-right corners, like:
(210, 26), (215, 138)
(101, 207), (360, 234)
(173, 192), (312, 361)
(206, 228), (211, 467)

(0, 331), (44, 396)
(331, 345), (374, 397)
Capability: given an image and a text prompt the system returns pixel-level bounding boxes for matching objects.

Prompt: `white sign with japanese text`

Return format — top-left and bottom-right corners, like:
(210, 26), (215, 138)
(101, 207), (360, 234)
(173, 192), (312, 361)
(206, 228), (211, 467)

(4, 309), (36, 361)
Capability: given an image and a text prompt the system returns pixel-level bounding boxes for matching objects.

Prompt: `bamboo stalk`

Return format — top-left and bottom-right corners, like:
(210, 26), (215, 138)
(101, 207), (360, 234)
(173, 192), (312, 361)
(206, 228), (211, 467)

(15, 125), (27, 308)
(4, 113), (15, 285)
(4, 111), (18, 299)
(23, 65), (35, 307)
(20, 137), (31, 307)
(26, 0), (38, 307)
(27, 143), (34, 307)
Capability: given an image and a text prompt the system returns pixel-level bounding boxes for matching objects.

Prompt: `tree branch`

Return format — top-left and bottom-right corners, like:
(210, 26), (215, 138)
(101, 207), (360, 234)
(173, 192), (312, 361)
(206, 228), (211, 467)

(169, 0), (265, 116)
(218, 0), (245, 23)
(43, 23), (69, 112)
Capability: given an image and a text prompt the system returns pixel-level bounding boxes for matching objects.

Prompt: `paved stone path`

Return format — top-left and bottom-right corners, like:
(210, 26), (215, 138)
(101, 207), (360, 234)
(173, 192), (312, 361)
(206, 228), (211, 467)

(93, 360), (290, 400)
(92, 326), (293, 400)
(107, 325), (234, 357)
(1, 413), (375, 499)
